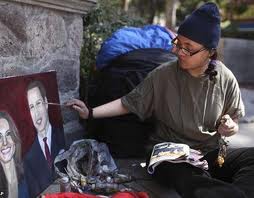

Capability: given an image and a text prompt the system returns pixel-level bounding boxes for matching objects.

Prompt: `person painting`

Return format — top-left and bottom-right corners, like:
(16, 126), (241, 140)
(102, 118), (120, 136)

(0, 111), (29, 198)
(66, 2), (254, 198)
(23, 81), (65, 198)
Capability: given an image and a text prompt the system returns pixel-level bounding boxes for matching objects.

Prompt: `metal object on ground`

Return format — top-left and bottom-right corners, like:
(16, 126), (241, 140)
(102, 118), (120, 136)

(59, 177), (71, 192)
(54, 139), (132, 194)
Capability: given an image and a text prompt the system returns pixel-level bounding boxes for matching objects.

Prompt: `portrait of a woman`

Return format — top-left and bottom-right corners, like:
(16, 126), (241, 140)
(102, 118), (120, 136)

(0, 111), (29, 198)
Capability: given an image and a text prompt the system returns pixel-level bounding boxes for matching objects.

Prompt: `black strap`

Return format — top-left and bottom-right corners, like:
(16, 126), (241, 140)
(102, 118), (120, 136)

(88, 106), (94, 121)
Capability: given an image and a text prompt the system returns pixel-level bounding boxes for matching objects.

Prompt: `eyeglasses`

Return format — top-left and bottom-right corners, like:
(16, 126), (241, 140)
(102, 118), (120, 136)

(171, 37), (207, 56)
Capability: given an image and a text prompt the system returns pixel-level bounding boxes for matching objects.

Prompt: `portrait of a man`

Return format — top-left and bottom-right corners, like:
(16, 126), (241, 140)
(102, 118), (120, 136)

(23, 80), (65, 198)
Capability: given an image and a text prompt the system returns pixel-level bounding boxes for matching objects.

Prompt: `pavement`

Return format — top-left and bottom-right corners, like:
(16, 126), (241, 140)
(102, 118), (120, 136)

(227, 88), (254, 148)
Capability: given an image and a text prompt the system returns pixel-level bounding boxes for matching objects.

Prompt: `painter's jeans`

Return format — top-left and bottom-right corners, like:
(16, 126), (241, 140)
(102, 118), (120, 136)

(154, 147), (254, 198)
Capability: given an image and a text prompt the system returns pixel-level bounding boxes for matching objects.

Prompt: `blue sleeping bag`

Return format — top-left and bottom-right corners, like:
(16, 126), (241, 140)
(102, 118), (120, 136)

(96, 25), (175, 70)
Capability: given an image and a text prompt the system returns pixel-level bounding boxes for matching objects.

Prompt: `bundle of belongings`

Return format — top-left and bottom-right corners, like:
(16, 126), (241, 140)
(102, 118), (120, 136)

(42, 191), (149, 198)
(54, 139), (143, 196)
(88, 25), (177, 157)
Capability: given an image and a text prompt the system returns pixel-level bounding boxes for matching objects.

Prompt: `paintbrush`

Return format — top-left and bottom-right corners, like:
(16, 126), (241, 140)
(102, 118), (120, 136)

(43, 102), (67, 107)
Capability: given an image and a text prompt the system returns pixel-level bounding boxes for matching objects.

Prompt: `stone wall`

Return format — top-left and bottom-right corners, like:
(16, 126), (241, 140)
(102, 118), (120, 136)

(0, 0), (95, 140)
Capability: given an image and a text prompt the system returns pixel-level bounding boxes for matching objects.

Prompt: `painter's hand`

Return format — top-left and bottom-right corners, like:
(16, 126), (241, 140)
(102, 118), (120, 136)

(218, 114), (238, 137)
(65, 99), (89, 119)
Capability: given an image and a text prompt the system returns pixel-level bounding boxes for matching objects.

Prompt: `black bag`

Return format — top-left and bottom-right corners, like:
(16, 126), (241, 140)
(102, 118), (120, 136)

(88, 49), (177, 157)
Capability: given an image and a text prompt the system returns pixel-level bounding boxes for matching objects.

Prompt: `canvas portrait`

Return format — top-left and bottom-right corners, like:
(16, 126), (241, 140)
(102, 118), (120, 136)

(0, 71), (65, 198)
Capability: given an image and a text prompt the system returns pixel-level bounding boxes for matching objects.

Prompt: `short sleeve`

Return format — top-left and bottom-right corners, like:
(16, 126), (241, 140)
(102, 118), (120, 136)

(121, 72), (155, 121)
(224, 76), (245, 119)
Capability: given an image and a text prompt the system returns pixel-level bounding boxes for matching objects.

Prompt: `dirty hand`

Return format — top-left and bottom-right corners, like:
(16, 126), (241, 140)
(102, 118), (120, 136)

(65, 99), (89, 119)
(218, 114), (238, 137)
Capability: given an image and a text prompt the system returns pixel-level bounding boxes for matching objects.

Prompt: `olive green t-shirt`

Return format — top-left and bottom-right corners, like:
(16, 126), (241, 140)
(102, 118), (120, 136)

(121, 60), (245, 153)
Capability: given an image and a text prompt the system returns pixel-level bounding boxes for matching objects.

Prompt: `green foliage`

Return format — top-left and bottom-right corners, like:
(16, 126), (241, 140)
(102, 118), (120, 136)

(219, 2), (254, 40)
(176, 0), (251, 23)
(176, 0), (227, 24)
(234, 5), (254, 19)
(176, 0), (254, 40)
(222, 21), (254, 40)
(80, 0), (145, 100)
(176, 0), (202, 24)
(129, 0), (166, 23)
(224, 2), (248, 16)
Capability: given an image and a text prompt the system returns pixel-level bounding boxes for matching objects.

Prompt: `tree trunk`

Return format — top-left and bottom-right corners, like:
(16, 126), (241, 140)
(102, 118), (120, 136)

(122, 0), (131, 11)
(165, 0), (179, 31)
(147, 0), (157, 24)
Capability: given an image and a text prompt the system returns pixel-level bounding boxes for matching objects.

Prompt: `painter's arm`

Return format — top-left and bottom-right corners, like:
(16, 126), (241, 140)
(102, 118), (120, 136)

(65, 98), (130, 119)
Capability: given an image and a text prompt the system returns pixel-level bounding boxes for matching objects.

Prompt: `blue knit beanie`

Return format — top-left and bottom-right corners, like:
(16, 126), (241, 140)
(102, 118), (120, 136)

(177, 2), (221, 49)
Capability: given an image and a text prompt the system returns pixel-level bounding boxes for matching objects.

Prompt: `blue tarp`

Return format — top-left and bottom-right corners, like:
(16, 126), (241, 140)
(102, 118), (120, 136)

(96, 25), (175, 70)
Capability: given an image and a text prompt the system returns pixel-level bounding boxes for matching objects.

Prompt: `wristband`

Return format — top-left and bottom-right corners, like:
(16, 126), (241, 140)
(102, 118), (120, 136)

(88, 106), (93, 121)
